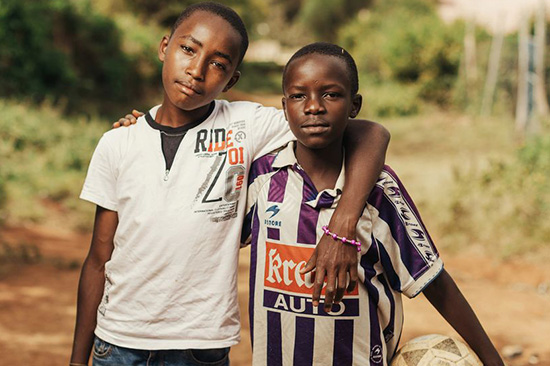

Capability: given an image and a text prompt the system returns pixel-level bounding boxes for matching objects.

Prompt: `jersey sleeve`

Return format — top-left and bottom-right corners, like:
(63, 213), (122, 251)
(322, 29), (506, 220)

(248, 105), (294, 159)
(80, 133), (119, 211)
(362, 166), (443, 298)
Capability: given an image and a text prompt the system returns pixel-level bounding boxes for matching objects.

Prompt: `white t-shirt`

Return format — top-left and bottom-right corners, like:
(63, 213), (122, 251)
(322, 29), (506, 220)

(80, 100), (293, 350)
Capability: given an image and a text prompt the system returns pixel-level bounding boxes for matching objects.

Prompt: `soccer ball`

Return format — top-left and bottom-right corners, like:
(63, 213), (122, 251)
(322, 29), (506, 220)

(390, 334), (482, 366)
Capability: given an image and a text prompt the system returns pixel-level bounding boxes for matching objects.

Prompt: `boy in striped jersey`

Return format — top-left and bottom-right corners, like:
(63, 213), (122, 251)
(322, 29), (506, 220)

(243, 43), (504, 366)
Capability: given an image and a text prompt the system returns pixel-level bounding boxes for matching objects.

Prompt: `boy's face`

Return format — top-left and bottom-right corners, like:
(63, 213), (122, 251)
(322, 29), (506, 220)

(282, 54), (362, 150)
(159, 10), (242, 112)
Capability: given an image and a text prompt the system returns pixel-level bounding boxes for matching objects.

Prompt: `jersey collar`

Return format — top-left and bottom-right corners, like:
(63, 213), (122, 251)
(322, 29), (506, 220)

(272, 141), (345, 208)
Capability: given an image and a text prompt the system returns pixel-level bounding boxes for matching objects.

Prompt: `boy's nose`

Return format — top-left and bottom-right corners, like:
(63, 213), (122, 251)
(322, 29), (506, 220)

(304, 97), (325, 115)
(186, 58), (205, 81)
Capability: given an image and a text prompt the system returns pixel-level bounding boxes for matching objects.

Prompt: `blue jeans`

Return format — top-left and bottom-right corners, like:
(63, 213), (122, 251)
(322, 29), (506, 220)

(92, 337), (230, 366)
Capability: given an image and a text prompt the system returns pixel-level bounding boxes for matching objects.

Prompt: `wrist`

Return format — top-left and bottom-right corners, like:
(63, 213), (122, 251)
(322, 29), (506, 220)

(327, 210), (358, 236)
(321, 225), (361, 252)
(337, 188), (369, 215)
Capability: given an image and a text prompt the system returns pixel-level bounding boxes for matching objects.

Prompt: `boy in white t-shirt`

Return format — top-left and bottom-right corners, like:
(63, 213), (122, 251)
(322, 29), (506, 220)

(70, 3), (390, 366)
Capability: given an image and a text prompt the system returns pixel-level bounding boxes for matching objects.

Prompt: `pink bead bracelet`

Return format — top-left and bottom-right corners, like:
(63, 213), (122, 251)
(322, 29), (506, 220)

(321, 225), (361, 252)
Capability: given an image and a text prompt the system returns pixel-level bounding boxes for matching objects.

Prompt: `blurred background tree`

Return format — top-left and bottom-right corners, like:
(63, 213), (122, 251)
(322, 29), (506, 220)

(297, 0), (373, 42)
(0, 0), (546, 118)
(123, 0), (267, 38)
(0, 0), (144, 117)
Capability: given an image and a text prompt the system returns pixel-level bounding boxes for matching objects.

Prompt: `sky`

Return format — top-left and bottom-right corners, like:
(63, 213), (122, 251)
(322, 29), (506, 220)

(439, 0), (550, 33)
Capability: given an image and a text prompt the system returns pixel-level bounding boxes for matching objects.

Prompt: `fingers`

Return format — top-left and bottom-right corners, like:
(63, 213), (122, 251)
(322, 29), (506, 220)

(123, 114), (137, 126)
(112, 112), (140, 129)
(347, 265), (358, 294)
(323, 270), (337, 312)
(131, 109), (144, 118)
(300, 250), (317, 274)
(311, 267), (325, 308)
(309, 234), (360, 312)
(334, 268), (348, 304)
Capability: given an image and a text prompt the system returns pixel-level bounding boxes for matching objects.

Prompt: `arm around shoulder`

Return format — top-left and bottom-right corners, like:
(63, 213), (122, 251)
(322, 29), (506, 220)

(345, 119), (390, 151)
(305, 120), (390, 310)
(341, 119), (390, 217)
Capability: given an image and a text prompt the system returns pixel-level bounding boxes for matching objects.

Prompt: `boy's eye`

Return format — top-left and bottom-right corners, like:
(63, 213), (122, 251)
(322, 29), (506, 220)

(289, 94), (305, 100)
(211, 61), (227, 71)
(324, 92), (341, 98)
(181, 45), (193, 53)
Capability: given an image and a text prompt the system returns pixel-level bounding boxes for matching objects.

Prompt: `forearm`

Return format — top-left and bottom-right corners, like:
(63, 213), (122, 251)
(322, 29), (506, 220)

(336, 120), (389, 225)
(70, 258), (107, 364)
(306, 121), (389, 308)
(423, 270), (504, 366)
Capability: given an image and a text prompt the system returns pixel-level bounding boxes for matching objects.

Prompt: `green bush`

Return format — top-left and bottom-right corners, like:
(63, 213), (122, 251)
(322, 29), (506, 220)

(0, 173), (6, 223)
(0, 100), (104, 228)
(443, 135), (550, 257)
(298, 0), (372, 42)
(360, 79), (420, 117)
(339, 0), (462, 111)
(0, 0), (143, 117)
(238, 61), (283, 94)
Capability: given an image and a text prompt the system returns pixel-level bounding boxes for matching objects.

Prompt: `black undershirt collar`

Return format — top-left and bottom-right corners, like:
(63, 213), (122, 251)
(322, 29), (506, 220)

(144, 101), (215, 134)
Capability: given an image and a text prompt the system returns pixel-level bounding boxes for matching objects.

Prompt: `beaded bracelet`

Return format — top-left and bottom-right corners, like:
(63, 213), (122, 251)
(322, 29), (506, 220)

(321, 225), (361, 252)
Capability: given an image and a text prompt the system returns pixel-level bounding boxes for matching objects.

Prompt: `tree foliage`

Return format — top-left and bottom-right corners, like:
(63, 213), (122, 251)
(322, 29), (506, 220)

(298, 0), (373, 42)
(123, 0), (266, 37)
(0, 0), (143, 116)
(339, 0), (462, 107)
(445, 135), (550, 256)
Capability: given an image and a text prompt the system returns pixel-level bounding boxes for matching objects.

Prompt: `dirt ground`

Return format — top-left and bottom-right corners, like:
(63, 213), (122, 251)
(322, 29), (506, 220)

(0, 224), (549, 366)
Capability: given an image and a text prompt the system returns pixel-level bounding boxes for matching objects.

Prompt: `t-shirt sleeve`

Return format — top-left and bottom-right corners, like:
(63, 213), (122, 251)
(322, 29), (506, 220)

(80, 134), (118, 211)
(362, 166), (443, 298)
(248, 105), (294, 159)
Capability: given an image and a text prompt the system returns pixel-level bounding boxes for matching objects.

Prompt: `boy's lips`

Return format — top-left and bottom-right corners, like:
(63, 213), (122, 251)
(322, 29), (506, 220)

(176, 81), (203, 96)
(301, 120), (330, 134)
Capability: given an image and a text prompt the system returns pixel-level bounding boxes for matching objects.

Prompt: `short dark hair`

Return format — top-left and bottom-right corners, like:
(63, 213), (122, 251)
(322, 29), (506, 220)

(283, 42), (359, 96)
(171, 2), (249, 66)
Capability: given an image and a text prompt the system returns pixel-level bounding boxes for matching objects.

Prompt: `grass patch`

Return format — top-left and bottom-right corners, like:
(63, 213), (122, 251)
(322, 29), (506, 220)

(0, 241), (81, 278)
(0, 99), (106, 229)
(383, 112), (549, 260)
(442, 135), (550, 257)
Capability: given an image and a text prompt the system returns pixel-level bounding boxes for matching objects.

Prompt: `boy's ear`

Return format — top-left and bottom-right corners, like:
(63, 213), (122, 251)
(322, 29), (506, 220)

(281, 97), (288, 121)
(222, 71), (241, 92)
(158, 35), (170, 62)
(349, 94), (362, 118)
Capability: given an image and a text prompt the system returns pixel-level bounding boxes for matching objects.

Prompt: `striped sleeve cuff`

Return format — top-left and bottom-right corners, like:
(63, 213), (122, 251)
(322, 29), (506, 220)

(402, 258), (444, 298)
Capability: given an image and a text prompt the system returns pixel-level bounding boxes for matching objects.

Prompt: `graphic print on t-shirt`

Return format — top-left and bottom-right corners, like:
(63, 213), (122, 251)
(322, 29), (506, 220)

(192, 119), (247, 222)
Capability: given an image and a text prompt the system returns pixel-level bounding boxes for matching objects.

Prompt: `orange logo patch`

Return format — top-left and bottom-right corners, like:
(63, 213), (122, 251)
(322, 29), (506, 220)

(264, 241), (359, 296)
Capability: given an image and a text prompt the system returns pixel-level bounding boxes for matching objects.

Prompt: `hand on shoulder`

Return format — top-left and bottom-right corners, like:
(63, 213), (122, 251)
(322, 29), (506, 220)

(112, 110), (143, 128)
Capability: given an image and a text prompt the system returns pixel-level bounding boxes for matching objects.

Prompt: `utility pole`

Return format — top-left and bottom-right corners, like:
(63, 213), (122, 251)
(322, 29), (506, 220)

(534, 0), (549, 117)
(516, 12), (530, 136)
(481, 17), (504, 116)
(464, 19), (478, 105)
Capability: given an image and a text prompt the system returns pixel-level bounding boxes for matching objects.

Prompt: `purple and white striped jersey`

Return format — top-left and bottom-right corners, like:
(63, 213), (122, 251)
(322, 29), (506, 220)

(242, 142), (443, 366)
